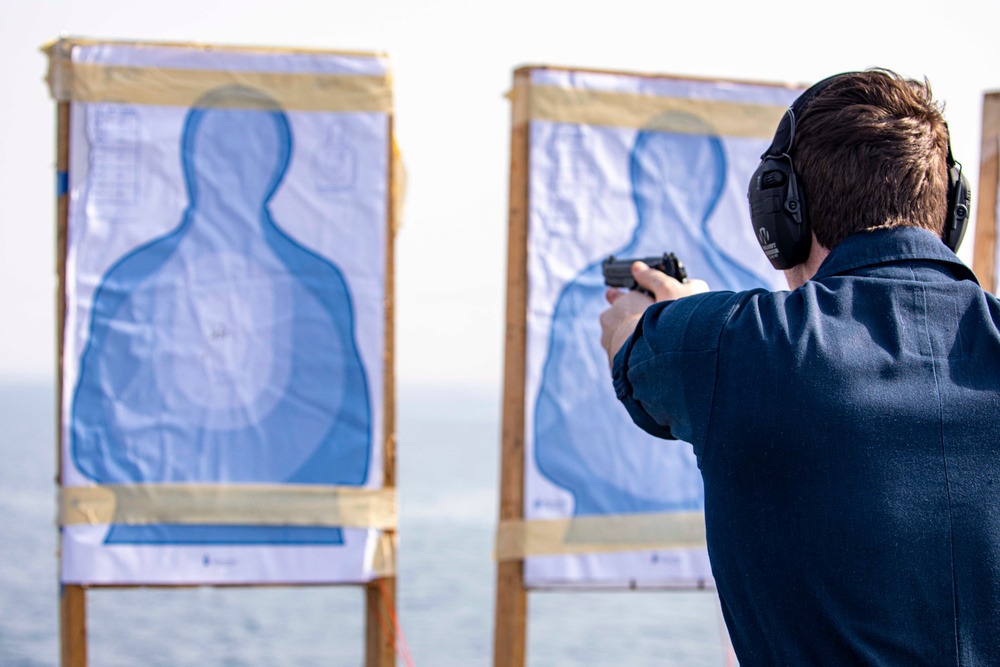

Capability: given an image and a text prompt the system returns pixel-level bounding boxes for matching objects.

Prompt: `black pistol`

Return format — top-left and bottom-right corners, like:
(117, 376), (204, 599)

(602, 253), (687, 297)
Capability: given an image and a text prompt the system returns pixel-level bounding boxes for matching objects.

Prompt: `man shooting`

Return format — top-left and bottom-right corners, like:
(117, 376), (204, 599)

(599, 69), (999, 665)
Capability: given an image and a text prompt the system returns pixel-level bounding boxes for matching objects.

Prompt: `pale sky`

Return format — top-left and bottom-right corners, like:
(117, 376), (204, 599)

(1, 0), (998, 388)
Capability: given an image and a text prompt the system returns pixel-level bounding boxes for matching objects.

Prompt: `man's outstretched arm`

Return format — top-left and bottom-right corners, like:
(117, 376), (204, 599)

(599, 260), (708, 365)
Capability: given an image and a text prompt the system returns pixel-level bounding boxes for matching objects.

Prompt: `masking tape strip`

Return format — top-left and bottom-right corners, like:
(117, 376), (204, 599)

(41, 36), (387, 60)
(371, 531), (397, 578)
(60, 484), (397, 529)
(527, 84), (787, 138)
(46, 61), (392, 112)
(495, 511), (706, 560)
(45, 42), (72, 103)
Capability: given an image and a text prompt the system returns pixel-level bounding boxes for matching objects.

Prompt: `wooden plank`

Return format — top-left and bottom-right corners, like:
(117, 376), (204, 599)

(493, 66), (532, 667)
(55, 100), (68, 490)
(57, 100), (88, 667)
(973, 92), (1000, 292)
(365, 577), (397, 666)
(60, 585), (87, 667)
(365, 112), (398, 667)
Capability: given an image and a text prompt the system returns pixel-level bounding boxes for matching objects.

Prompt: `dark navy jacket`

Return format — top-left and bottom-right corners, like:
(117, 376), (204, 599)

(612, 227), (1000, 666)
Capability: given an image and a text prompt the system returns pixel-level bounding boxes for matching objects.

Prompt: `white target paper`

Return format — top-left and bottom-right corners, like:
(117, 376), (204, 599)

(524, 69), (801, 588)
(60, 42), (389, 585)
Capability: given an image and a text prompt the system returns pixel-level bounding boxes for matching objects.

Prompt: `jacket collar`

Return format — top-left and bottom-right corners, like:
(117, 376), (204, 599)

(811, 226), (979, 284)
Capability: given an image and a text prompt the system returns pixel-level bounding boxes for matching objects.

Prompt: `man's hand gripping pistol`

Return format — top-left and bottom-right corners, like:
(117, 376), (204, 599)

(602, 253), (687, 298)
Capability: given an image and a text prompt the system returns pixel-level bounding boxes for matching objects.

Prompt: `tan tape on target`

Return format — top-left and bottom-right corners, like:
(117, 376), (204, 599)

(59, 484), (397, 529)
(52, 64), (391, 112)
(371, 531), (397, 577)
(43, 40), (392, 112)
(527, 84), (787, 138)
(495, 511), (706, 560)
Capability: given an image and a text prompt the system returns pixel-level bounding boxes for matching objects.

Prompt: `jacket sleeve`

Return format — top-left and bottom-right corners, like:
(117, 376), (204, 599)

(611, 290), (746, 459)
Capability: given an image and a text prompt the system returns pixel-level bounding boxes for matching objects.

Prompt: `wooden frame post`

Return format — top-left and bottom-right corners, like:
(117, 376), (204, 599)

(973, 92), (1000, 292)
(365, 114), (399, 667)
(60, 584), (87, 667)
(493, 67), (532, 667)
(56, 98), (89, 667)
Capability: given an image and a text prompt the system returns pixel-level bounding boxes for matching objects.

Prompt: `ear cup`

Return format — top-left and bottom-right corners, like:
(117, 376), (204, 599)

(748, 154), (811, 270)
(747, 77), (845, 271)
(943, 162), (971, 252)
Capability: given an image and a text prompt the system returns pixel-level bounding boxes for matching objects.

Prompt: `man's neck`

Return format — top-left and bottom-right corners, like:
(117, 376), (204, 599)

(783, 234), (830, 290)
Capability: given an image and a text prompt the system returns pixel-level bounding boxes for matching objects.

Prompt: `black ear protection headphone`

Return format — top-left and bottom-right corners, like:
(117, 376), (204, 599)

(748, 73), (972, 270)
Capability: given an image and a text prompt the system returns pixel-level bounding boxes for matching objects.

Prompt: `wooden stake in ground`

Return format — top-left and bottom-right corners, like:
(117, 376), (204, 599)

(493, 67), (531, 667)
(366, 112), (399, 667)
(55, 96), (89, 667)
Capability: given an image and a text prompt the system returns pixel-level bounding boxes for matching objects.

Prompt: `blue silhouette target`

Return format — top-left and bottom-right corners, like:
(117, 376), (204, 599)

(71, 87), (372, 544)
(534, 115), (771, 518)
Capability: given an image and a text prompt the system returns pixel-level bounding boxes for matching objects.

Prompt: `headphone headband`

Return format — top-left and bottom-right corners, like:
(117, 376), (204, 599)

(765, 73), (857, 158)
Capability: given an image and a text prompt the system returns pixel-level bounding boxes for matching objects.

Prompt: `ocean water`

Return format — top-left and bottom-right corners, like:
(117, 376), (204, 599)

(0, 382), (730, 666)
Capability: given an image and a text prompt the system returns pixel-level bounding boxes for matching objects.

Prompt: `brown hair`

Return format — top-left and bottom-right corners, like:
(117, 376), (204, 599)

(793, 69), (951, 249)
